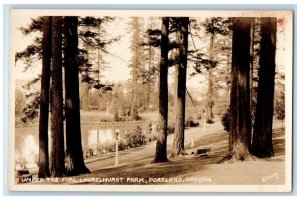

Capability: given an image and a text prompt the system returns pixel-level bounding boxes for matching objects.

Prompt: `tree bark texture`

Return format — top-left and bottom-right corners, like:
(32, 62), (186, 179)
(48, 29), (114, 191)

(252, 17), (277, 158)
(38, 16), (52, 178)
(50, 16), (65, 177)
(154, 17), (169, 163)
(63, 16), (91, 175)
(229, 17), (252, 161)
(173, 17), (189, 156)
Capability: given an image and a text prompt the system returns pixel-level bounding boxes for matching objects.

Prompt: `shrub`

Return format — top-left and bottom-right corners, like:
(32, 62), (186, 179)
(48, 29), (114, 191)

(221, 109), (231, 132)
(102, 141), (116, 152)
(120, 104), (127, 116)
(189, 119), (199, 127)
(185, 116), (199, 127)
(206, 118), (215, 124)
(197, 113), (202, 120)
(83, 148), (94, 159)
(130, 101), (141, 121)
(113, 111), (119, 122)
(147, 132), (157, 142)
(118, 116), (133, 122)
(124, 125), (147, 148)
(147, 122), (153, 134)
(118, 139), (128, 151)
(275, 90), (285, 121)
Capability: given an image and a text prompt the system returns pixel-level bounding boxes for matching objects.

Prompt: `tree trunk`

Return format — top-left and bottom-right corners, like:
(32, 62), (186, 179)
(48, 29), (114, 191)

(146, 82), (150, 111)
(228, 17), (252, 161)
(249, 19), (255, 149)
(63, 17), (90, 175)
(249, 20), (254, 96)
(173, 63), (178, 116)
(146, 42), (153, 111)
(38, 16), (52, 178)
(153, 17), (169, 163)
(50, 16), (65, 177)
(173, 17), (189, 156)
(207, 34), (215, 119)
(252, 17), (277, 158)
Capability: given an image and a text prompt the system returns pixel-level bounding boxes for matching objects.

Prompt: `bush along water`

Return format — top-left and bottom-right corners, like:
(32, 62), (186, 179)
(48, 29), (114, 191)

(82, 115), (201, 159)
(83, 125), (149, 159)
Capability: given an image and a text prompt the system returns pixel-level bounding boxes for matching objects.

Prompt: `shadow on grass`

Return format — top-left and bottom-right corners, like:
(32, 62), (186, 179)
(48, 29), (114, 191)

(79, 127), (285, 184)
(270, 128), (285, 160)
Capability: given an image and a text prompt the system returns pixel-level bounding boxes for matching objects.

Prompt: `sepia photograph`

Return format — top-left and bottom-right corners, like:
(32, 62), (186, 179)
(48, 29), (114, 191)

(8, 9), (293, 192)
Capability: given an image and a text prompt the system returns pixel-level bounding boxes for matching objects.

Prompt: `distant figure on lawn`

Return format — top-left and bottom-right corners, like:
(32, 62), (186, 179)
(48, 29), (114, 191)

(190, 137), (195, 148)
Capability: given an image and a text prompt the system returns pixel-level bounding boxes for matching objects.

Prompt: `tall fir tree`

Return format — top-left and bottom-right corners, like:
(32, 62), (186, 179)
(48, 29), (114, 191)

(50, 16), (65, 177)
(173, 17), (189, 156)
(227, 17), (252, 161)
(252, 17), (277, 158)
(153, 17), (169, 163)
(63, 16), (91, 175)
(38, 16), (52, 178)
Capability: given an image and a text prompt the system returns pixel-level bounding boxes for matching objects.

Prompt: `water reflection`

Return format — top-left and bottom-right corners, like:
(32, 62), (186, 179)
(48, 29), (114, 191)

(87, 129), (114, 149)
(15, 124), (140, 168)
(15, 127), (39, 169)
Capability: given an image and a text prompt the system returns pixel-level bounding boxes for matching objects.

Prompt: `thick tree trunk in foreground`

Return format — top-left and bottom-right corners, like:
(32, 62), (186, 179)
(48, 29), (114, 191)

(38, 16), (52, 178)
(249, 20), (254, 99)
(50, 16), (65, 177)
(249, 19), (255, 150)
(153, 17), (169, 163)
(228, 17), (252, 161)
(173, 17), (189, 156)
(252, 17), (277, 158)
(63, 17), (91, 175)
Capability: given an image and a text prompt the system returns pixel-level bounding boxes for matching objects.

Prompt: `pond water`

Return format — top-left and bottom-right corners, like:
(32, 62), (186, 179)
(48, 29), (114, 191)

(15, 122), (150, 167)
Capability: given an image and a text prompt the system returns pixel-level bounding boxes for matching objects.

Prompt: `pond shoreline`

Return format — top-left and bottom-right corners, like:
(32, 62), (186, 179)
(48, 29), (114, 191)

(15, 120), (153, 129)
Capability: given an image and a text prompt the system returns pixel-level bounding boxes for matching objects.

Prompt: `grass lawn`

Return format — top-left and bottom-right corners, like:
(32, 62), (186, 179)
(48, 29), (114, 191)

(23, 119), (285, 186)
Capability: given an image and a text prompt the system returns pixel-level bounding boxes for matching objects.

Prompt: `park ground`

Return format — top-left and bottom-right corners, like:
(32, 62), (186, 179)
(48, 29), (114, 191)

(25, 117), (286, 185)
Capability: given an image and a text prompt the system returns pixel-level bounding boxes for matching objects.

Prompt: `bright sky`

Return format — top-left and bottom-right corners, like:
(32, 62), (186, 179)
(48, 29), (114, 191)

(12, 15), (132, 82)
(11, 13), (206, 89)
(11, 11), (289, 91)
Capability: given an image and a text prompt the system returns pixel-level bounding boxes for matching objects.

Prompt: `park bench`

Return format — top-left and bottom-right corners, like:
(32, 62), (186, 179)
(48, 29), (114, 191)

(195, 148), (211, 157)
